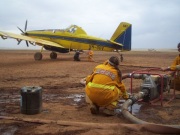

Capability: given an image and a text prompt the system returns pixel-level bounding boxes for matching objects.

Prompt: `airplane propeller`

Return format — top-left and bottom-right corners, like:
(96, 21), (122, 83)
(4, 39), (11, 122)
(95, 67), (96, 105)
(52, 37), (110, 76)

(17, 26), (24, 34)
(17, 20), (29, 47)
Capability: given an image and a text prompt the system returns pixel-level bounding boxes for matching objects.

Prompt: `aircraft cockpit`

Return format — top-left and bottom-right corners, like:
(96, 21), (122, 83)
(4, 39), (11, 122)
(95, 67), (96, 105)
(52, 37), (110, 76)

(51, 25), (77, 33)
(66, 25), (77, 33)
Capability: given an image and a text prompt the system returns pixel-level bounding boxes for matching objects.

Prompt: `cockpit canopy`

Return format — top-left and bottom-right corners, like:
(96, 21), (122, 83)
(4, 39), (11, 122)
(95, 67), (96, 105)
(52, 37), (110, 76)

(66, 25), (87, 35)
(26, 25), (87, 35)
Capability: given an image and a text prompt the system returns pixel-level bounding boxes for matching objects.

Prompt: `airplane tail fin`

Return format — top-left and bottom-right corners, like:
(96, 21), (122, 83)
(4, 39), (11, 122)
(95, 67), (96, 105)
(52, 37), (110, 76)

(110, 22), (132, 51)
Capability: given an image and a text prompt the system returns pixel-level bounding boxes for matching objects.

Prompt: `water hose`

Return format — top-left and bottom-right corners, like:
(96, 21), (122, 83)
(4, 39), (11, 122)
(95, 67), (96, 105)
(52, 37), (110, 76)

(121, 91), (180, 133)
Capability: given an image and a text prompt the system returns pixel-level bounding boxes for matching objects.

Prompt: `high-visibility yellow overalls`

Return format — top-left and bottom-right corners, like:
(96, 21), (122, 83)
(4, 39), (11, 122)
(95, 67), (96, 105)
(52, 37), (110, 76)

(85, 62), (128, 110)
(88, 50), (94, 61)
(170, 55), (180, 90)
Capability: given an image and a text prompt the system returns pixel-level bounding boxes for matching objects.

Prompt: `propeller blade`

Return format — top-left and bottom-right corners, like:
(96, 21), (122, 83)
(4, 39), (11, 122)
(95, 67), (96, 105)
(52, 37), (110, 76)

(25, 20), (27, 32)
(17, 39), (22, 45)
(17, 26), (25, 34)
(26, 41), (29, 47)
(17, 20), (29, 47)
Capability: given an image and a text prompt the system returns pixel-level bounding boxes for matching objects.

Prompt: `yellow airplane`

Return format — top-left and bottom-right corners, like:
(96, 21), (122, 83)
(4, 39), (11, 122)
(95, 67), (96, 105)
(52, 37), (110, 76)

(0, 21), (132, 60)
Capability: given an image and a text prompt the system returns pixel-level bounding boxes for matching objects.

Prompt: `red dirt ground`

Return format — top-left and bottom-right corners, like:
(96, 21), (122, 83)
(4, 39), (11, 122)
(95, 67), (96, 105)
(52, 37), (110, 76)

(0, 50), (179, 135)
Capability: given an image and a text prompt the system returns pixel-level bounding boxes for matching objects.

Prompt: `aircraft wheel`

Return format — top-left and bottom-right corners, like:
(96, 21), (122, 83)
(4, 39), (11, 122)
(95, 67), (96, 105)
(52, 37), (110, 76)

(34, 52), (42, 60)
(50, 52), (57, 59)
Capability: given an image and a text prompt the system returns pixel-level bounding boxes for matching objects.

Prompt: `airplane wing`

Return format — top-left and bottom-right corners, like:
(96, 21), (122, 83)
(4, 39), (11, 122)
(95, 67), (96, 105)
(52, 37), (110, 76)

(107, 40), (123, 46)
(0, 31), (65, 48)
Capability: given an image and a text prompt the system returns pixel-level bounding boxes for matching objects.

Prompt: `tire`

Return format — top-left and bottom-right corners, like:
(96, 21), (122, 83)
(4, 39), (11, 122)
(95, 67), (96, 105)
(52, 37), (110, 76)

(34, 52), (42, 60)
(50, 52), (57, 59)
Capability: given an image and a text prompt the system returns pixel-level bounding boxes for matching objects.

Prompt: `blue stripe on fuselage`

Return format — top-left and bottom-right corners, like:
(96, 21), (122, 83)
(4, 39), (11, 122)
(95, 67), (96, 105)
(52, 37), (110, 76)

(27, 34), (122, 49)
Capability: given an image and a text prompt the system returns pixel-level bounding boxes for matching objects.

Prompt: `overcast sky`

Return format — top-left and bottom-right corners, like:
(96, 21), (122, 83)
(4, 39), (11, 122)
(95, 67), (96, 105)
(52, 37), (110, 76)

(0, 0), (180, 50)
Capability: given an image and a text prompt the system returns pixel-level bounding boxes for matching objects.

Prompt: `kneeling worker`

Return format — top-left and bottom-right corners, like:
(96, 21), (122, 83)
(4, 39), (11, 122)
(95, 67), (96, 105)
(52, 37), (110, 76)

(85, 56), (129, 116)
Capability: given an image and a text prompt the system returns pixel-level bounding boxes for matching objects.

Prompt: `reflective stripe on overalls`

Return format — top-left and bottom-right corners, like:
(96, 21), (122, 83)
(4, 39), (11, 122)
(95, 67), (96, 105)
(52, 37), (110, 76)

(88, 82), (124, 107)
(87, 82), (120, 94)
(87, 82), (126, 106)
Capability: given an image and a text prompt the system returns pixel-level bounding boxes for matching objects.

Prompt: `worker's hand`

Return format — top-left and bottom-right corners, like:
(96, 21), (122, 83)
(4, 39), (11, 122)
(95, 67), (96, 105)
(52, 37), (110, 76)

(122, 92), (131, 99)
(127, 93), (132, 99)
(80, 78), (86, 86)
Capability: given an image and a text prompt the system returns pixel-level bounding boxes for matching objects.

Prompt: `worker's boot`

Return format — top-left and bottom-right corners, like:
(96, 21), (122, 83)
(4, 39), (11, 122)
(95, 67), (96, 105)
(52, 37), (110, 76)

(90, 104), (99, 115)
(102, 108), (115, 116)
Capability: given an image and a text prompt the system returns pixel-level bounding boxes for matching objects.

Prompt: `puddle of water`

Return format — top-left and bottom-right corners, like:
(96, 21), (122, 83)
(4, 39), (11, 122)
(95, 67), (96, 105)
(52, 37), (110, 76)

(43, 93), (85, 105)
(42, 109), (50, 113)
(0, 112), (7, 115)
(0, 94), (20, 104)
(0, 92), (143, 112)
(43, 94), (59, 101)
(115, 101), (143, 115)
(0, 92), (84, 107)
(66, 94), (85, 102)
(131, 103), (142, 115)
(0, 125), (18, 135)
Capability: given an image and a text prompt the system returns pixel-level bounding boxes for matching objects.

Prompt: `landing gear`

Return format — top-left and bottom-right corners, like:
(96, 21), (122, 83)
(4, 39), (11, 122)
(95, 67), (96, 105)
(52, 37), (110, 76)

(34, 52), (42, 61)
(116, 50), (123, 62)
(34, 46), (57, 60)
(50, 52), (57, 59)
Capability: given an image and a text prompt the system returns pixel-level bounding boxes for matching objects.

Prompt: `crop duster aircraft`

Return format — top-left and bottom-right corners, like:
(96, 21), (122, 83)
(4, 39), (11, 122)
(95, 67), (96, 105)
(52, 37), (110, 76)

(0, 21), (131, 60)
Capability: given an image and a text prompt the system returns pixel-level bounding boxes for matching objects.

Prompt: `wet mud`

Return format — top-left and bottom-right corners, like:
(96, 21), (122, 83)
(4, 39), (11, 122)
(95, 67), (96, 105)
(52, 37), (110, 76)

(0, 50), (179, 135)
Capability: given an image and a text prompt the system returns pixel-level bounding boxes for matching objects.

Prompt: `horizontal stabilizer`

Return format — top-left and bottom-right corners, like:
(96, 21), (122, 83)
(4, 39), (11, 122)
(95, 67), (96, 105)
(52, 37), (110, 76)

(107, 40), (123, 46)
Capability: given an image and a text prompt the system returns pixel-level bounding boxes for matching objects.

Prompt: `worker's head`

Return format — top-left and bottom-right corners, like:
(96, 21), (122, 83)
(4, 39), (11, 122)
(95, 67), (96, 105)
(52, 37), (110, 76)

(178, 43), (180, 52)
(108, 56), (120, 67)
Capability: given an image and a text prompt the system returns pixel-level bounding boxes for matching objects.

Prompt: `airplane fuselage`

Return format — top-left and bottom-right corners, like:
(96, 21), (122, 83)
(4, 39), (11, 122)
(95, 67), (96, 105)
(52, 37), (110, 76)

(25, 29), (121, 53)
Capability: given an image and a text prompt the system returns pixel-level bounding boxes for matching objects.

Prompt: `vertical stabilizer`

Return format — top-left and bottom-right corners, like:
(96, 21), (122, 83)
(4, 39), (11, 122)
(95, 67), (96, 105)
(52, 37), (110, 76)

(110, 22), (132, 50)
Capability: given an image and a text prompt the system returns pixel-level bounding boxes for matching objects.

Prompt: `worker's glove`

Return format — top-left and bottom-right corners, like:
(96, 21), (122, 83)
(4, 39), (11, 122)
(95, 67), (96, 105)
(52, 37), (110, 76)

(176, 65), (180, 70)
(80, 78), (86, 86)
(127, 93), (132, 99)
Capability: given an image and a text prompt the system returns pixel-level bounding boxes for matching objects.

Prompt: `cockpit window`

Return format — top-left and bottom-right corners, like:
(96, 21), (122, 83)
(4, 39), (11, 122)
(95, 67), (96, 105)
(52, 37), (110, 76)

(67, 26), (77, 33)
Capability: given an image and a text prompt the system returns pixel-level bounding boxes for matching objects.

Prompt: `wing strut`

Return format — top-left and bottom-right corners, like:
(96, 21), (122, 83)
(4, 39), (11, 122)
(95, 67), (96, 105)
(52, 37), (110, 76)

(40, 46), (44, 52)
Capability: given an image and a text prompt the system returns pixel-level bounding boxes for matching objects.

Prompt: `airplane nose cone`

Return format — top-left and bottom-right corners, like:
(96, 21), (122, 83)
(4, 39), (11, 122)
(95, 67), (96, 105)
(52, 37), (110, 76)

(21, 32), (28, 36)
